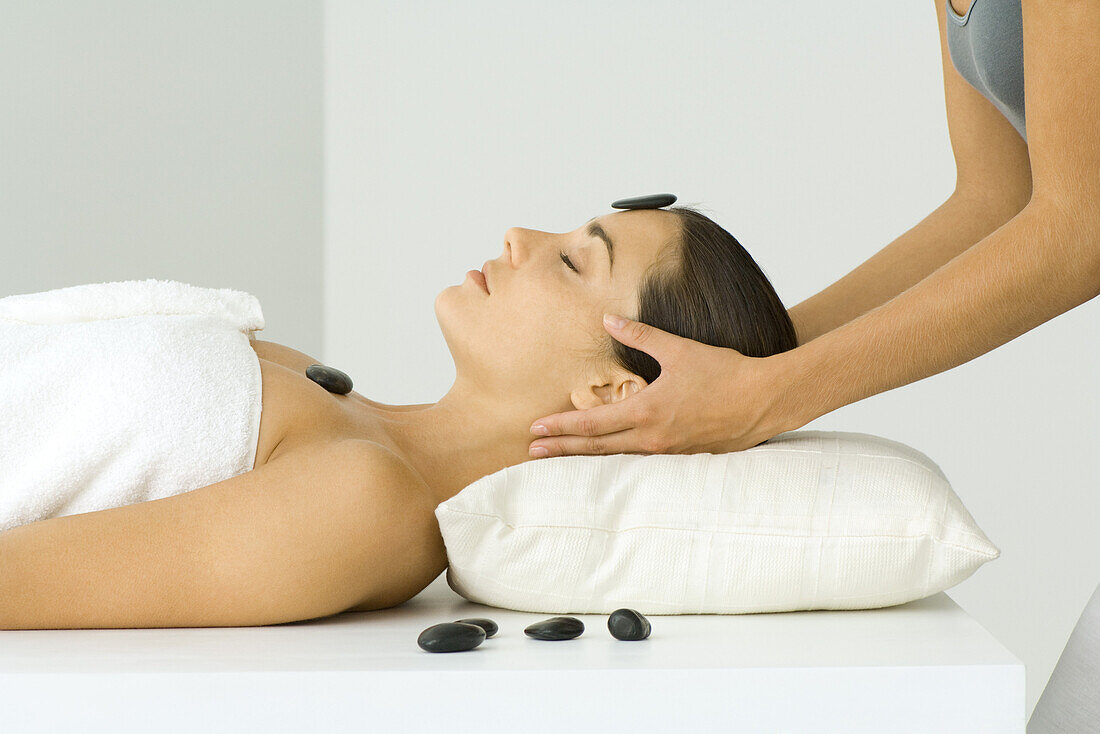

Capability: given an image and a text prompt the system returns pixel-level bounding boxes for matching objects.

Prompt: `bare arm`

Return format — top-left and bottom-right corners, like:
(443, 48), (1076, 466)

(787, 192), (1027, 345)
(0, 441), (442, 629)
(788, 0), (1035, 346)
(771, 195), (1099, 432)
(772, 0), (1100, 429)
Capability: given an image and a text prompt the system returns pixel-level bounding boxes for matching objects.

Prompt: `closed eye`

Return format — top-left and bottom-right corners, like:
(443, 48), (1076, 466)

(559, 250), (578, 273)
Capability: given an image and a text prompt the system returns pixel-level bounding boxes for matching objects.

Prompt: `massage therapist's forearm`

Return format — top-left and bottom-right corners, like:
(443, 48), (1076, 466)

(787, 191), (1030, 345)
(772, 195), (1100, 430)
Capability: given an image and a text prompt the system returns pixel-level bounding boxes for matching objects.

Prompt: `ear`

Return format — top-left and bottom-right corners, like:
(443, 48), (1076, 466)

(569, 371), (647, 410)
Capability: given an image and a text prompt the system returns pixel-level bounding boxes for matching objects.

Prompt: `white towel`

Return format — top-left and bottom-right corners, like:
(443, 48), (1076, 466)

(0, 278), (266, 533)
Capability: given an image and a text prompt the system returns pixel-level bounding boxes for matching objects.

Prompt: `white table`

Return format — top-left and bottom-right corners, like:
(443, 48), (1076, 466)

(0, 571), (1024, 733)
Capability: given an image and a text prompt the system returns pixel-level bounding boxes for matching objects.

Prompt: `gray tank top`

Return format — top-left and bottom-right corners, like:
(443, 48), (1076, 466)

(944, 0), (1027, 143)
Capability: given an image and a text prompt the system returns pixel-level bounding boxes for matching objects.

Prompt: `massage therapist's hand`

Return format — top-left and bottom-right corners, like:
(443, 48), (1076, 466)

(528, 313), (792, 457)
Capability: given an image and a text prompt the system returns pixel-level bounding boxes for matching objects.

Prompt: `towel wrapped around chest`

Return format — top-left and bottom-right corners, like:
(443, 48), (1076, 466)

(0, 279), (265, 533)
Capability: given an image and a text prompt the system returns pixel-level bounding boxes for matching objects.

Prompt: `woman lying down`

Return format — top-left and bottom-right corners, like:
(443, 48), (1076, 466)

(0, 205), (797, 629)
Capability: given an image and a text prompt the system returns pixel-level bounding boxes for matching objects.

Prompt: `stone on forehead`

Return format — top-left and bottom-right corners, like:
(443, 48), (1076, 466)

(609, 193), (677, 210)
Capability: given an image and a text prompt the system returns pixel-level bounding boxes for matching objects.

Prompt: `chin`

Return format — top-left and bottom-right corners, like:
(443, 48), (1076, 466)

(433, 286), (466, 355)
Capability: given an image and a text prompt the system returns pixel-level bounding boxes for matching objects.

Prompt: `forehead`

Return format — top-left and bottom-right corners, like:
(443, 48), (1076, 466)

(590, 209), (680, 256)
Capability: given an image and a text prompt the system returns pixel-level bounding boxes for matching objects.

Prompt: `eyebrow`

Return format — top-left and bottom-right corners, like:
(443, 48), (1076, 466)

(584, 218), (615, 276)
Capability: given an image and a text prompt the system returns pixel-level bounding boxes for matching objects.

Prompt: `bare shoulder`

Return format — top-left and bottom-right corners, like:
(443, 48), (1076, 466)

(249, 338), (325, 373)
(0, 435), (446, 629)
(332, 440), (428, 504)
(332, 439), (449, 613)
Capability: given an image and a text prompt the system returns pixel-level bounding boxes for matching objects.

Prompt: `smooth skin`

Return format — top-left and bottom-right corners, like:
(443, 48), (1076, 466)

(527, 0), (1100, 458)
(0, 440), (449, 629)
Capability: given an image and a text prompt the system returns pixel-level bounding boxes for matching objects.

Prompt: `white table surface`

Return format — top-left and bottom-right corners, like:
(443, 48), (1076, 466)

(0, 570), (1024, 733)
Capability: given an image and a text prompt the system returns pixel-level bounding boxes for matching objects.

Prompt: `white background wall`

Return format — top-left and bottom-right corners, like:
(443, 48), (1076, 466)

(0, 0), (322, 353)
(326, 0), (1099, 718)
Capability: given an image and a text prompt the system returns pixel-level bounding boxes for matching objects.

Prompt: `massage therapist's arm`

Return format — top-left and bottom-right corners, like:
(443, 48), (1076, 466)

(786, 190), (1029, 346)
(788, 0), (1035, 346)
(776, 0), (1100, 429)
(771, 192), (1100, 433)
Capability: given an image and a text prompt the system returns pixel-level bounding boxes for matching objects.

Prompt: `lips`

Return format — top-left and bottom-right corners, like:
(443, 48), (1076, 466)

(467, 268), (490, 294)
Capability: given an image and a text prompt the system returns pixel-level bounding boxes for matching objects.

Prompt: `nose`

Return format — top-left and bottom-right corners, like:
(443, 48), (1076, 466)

(502, 226), (559, 269)
(503, 227), (527, 266)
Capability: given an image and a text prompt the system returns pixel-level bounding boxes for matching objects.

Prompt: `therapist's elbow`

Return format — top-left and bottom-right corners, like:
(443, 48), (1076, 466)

(952, 183), (1032, 228)
(1023, 191), (1100, 298)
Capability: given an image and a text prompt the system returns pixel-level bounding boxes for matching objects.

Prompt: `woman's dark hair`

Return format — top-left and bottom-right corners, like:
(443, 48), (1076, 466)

(601, 204), (798, 384)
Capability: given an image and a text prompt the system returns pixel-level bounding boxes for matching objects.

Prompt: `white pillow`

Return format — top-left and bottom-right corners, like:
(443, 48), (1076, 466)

(434, 430), (1000, 614)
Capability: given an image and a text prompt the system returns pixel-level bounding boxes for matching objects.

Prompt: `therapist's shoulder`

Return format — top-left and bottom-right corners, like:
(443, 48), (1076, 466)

(933, 0), (1032, 217)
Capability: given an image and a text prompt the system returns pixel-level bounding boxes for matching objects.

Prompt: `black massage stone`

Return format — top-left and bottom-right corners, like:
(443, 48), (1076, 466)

(454, 617), (499, 638)
(417, 622), (487, 653)
(607, 608), (652, 641)
(305, 363), (353, 395)
(524, 616), (585, 641)
(610, 193), (677, 210)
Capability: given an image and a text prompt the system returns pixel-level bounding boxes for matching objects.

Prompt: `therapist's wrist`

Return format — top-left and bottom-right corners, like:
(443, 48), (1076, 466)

(763, 339), (834, 436)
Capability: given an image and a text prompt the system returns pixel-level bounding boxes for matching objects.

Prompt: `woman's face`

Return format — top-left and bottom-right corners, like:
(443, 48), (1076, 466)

(435, 209), (682, 412)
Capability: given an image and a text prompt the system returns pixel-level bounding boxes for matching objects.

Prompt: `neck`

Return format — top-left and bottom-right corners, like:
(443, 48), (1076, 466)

(347, 379), (562, 507)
